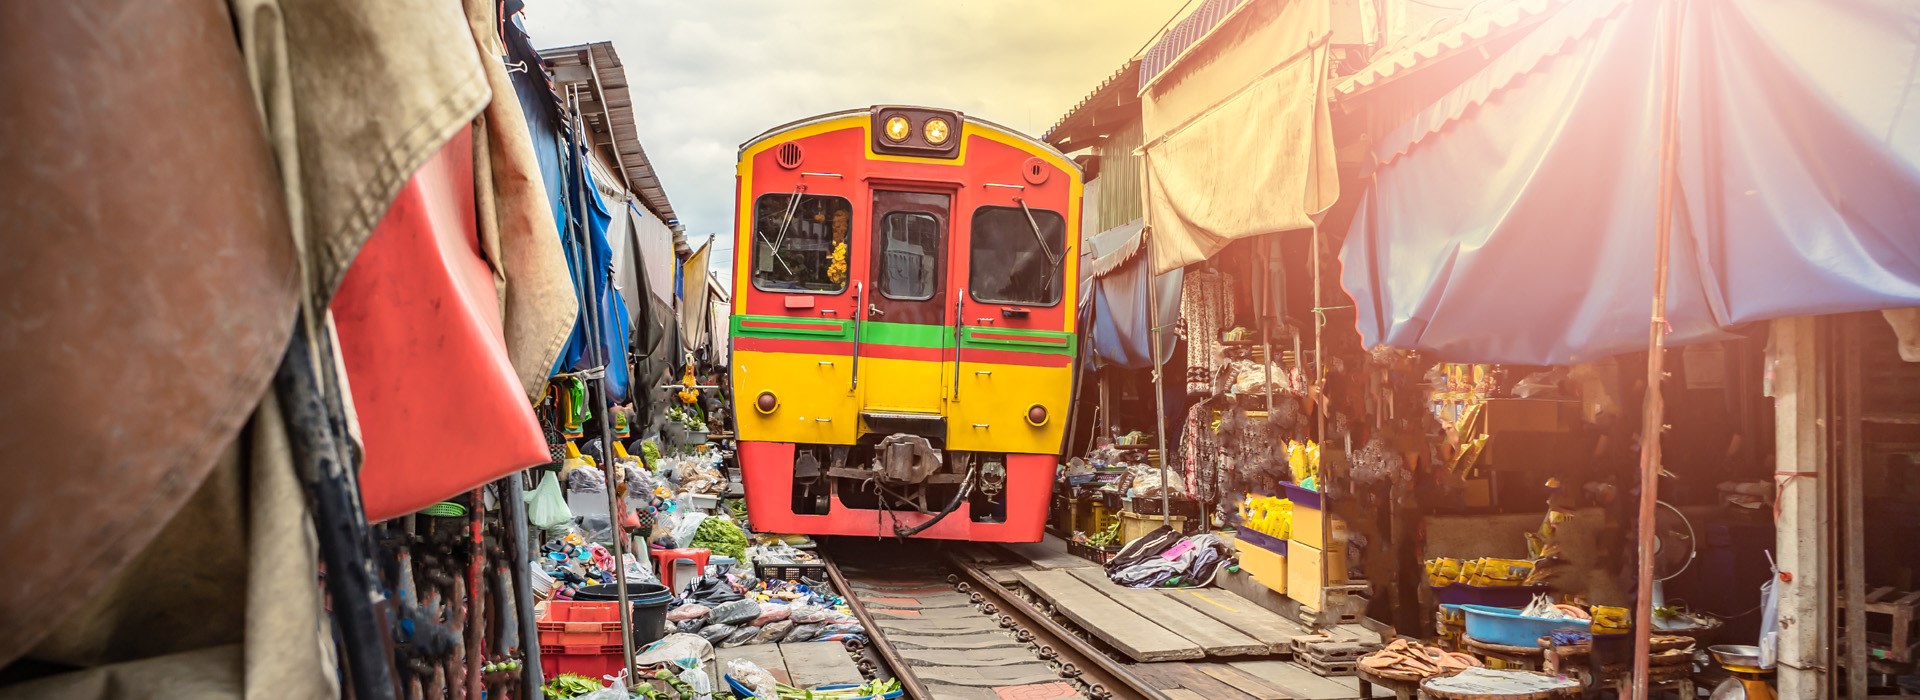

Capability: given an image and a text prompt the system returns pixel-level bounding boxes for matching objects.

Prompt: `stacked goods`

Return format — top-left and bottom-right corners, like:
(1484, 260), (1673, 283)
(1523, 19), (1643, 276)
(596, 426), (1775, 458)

(1236, 494), (1293, 540)
(1359, 639), (1482, 681)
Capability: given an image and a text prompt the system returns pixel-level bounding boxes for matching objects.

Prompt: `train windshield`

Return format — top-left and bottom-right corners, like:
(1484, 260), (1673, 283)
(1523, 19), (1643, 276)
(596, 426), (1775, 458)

(879, 211), (941, 300)
(752, 193), (853, 293)
(969, 206), (1064, 306)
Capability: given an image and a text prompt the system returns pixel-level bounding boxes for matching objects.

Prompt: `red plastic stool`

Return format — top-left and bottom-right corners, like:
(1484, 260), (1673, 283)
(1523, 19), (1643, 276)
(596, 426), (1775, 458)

(650, 547), (710, 593)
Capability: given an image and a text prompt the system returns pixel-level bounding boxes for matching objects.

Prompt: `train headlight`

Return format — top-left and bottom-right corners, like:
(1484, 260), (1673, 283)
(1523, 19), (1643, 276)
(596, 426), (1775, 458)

(923, 117), (951, 146)
(883, 116), (911, 143)
(1026, 404), (1048, 426)
(756, 391), (778, 414)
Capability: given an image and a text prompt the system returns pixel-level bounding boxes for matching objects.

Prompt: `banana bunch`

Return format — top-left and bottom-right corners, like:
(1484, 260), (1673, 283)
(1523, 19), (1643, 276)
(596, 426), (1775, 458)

(1236, 493), (1293, 539)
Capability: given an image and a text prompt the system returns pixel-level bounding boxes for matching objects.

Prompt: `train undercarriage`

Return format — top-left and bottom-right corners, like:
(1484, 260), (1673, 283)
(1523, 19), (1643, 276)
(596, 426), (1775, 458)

(738, 433), (1055, 542)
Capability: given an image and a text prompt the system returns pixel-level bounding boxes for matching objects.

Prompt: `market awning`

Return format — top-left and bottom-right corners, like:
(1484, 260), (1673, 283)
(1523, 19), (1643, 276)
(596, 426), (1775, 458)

(1341, 0), (1920, 365)
(680, 237), (714, 355)
(1140, 0), (1339, 274)
(1079, 220), (1181, 369)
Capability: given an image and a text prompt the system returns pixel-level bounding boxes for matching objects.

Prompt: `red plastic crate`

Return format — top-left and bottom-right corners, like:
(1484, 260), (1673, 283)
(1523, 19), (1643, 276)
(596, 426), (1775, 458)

(539, 643), (625, 683)
(536, 601), (623, 647)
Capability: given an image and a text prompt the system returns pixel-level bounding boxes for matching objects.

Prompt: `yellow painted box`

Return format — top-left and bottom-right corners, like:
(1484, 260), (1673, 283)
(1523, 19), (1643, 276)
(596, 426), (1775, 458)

(1231, 530), (1288, 594)
(1286, 541), (1346, 611)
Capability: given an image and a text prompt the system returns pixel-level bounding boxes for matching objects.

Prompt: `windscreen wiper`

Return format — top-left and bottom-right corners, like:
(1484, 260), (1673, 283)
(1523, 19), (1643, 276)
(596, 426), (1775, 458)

(761, 187), (805, 275)
(1014, 197), (1061, 269)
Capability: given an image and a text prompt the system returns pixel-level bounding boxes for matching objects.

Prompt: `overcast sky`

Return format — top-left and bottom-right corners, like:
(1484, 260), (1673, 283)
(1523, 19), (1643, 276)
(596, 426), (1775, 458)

(522, 1), (1189, 285)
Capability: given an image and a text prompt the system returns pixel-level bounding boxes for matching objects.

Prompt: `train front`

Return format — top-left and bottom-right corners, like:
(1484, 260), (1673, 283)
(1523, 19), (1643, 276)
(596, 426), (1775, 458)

(728, 106), (1081, 542)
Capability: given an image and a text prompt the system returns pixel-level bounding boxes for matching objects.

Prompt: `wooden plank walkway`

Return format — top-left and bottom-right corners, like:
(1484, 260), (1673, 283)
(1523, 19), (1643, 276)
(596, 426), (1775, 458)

(713, 642), (864, 690)
(1015, 569), (1206, 662)
(1064, 568), (1268, 657)
(1160, 587), (1320, 655)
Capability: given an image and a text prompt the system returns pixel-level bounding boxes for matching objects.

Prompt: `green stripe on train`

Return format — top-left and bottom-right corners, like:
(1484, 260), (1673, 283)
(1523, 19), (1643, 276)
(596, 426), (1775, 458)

(732, 315), (1075, 356)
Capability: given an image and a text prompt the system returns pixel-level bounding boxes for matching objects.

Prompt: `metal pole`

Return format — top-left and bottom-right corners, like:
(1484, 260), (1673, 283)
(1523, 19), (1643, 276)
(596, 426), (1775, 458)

(567, 86), (638, 682)
(498, 473), (543, 698)
(1631, 2), (1686, 696)
(1145, 232), (1173, 526)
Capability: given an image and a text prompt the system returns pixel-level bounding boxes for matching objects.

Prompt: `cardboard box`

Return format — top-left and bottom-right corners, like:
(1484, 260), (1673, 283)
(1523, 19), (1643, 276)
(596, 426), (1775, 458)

(1286, 541), (1347, 610)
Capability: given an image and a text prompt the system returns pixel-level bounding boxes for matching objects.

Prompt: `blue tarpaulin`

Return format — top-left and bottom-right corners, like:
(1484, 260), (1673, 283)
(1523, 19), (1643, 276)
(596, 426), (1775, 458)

(1078, 220), (1182, 369)
(554, 142), (633, 402)
(1341, 0), (1920, 365)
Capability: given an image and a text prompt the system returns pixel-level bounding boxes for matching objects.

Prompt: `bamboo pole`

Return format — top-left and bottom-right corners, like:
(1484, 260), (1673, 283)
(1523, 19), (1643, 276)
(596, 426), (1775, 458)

(1631, 1), (1686, 696)
(1146, 230), (1173, 526)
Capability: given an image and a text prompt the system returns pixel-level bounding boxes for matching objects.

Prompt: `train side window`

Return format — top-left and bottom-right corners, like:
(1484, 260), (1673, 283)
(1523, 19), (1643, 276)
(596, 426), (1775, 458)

(878, 211), (941, 301)
(969, 206), (1064, 306)
(752, 193), (853, 294)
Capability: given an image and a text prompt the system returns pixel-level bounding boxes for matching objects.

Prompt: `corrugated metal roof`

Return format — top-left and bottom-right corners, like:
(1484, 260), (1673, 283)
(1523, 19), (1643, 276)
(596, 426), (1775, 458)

(1041, 60), (1141, 148)
(539, 42), (679, 227)
(1333, 0), (1566, 99)
(1138, 0), (1255, 92)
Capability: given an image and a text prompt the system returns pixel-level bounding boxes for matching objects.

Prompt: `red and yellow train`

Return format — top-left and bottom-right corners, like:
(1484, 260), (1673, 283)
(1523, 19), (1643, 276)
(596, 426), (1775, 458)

(728, 106), (1081, 541)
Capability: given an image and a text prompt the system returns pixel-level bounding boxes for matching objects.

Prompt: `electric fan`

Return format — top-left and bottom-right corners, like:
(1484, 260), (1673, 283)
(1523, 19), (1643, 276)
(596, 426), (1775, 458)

(1650, 500), (1697, 627)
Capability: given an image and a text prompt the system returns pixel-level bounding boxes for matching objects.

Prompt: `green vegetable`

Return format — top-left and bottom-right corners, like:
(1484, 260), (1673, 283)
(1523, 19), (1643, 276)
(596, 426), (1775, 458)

(641, 440), (663, 467)
(690, 516), (748, 560)
(541, 673), (603, 699)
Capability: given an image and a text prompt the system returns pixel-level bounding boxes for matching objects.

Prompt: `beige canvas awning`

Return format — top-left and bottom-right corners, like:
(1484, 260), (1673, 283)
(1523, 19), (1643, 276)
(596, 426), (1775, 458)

(1140, 0), (1339, 274)
(680, 237), (713, 354)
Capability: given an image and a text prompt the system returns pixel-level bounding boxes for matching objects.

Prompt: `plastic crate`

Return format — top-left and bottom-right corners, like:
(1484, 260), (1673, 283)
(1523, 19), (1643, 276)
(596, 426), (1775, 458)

(539, 643), (625, 682)
(536, 601), (623, 647)
(755, 562), (827, 581)
(1067, 540), (1121, 566)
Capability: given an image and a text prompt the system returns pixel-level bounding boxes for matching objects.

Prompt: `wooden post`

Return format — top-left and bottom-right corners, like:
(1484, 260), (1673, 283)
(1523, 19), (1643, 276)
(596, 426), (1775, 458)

(1146, 231), (1173, 526)
(1774, 316), (1831, 699)
(1630, 2), (1686, 696)
(1842, 316), (1867, 698)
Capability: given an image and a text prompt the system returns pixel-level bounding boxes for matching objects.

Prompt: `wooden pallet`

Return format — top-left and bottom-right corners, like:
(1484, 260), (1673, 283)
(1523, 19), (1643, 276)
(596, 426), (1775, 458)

(1838, 587), (1920, 663)
(1298, 655), (1359, 677)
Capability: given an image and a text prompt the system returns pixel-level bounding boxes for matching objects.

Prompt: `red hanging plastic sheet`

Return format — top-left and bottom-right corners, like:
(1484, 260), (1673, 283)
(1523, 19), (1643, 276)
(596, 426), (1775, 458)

(333, 126), (550, 521)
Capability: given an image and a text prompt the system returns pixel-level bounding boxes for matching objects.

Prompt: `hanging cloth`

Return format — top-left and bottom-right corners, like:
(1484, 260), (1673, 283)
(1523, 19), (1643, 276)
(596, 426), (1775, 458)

(1179, 269), (1235, 394)
(332, 126), (551, 522)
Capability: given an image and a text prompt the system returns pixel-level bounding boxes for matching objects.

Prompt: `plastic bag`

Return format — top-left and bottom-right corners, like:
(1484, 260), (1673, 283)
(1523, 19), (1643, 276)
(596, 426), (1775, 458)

(751, 620), (793, 644)
(674, 618), (707, 634)
(727, 659), (778, 699)
(526, 472), (573, 534)
(570, 674), (627, 700)
(709, 599), (761, 626)
(721, 625), (760, 647)
(1758, 555), (1782, 667)
(788, 603), (835, 624)
(667, 603), (710, 622)
(750, 602), (791, 627)
(696, 623), (735, 645)
(669, 512), (708, 548)
(782, 623), (823, 643)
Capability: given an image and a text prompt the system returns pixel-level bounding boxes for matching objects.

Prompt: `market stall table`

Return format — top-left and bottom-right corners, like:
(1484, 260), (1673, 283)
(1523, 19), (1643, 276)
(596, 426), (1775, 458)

(1354, 667), (1421, 700)
(1461, 636), (1544, 671)
(1420, 669), (1579, 699)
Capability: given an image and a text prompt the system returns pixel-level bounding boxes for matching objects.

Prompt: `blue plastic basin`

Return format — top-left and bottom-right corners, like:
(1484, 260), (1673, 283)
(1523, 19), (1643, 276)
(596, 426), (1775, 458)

(1443, 604), (1589, 647)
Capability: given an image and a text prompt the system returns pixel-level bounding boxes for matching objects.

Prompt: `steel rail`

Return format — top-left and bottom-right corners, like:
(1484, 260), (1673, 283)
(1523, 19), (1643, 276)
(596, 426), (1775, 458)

(943, 552), (1167, 700)
(821, 554), (936, 700)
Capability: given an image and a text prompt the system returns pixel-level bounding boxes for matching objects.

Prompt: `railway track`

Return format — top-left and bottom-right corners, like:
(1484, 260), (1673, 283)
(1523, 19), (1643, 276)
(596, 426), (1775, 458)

(821, 541), (1168, 700)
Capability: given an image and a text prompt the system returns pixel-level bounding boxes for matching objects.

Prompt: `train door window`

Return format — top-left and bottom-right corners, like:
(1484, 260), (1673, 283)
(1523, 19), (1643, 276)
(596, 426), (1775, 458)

(968, 206), (1065, 306)
(751, 193), (853, 294)
(878, 211), (940, 300)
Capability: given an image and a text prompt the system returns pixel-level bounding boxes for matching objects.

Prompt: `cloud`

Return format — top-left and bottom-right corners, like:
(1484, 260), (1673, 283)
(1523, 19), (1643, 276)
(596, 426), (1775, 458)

(522, 0), (1185, 285)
